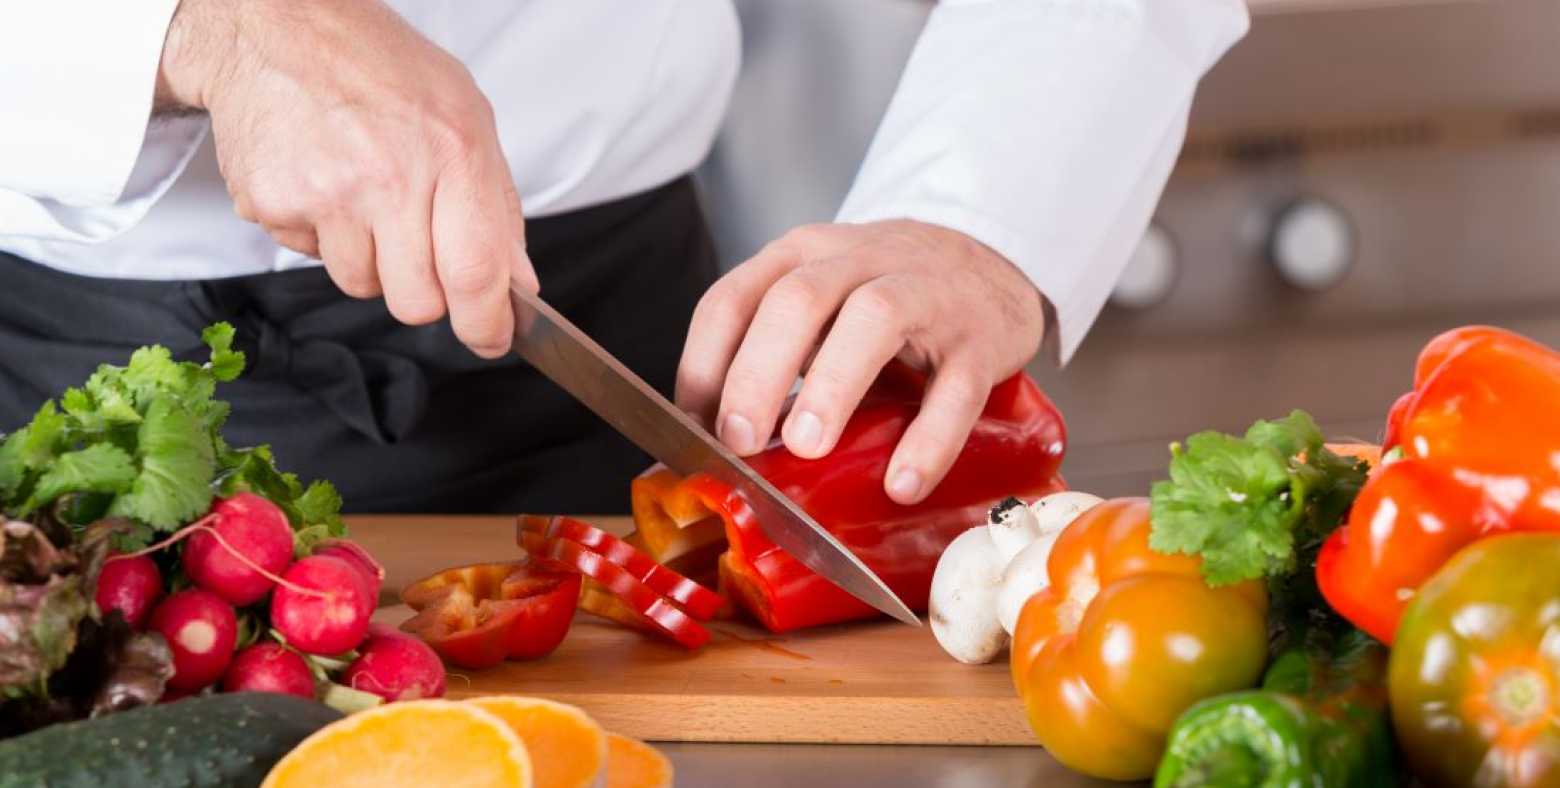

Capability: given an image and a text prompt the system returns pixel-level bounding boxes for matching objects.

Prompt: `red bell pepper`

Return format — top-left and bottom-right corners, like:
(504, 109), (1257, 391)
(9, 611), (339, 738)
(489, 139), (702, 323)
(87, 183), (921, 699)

(525, 535), (711, 649)
(633, 362), (1067, 632)
(399, 559), (581, 669)
(1318, 325), (1560, 643)
(518, 515), (723, 620)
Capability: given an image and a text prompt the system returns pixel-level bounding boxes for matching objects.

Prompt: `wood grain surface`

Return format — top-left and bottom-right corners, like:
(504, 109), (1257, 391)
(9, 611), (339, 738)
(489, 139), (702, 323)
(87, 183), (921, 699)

(352, 515), (1034, 746)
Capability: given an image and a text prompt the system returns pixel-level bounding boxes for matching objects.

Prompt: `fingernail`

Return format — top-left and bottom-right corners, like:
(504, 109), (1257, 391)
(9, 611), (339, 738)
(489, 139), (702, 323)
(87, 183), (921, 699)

(784, 410), (823, 456)
(888, 468), (921, 502)
(720, 412), (756, 455)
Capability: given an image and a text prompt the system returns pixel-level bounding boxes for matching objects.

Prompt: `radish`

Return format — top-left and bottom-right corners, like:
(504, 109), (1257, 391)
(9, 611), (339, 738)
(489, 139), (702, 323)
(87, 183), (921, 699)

(183, 493), (294, 606)
(222, 642), (316, 698)
(312, 539), (385, 617)
(96, 553), (163, 629)
(342, 628), (446, 701)
(149, 589), (239, 692)
(270, 555), (373, 655)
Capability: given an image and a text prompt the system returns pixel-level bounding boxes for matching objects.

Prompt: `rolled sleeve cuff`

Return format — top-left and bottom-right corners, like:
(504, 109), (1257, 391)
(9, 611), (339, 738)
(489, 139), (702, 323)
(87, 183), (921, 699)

(0, 0), (188, 207)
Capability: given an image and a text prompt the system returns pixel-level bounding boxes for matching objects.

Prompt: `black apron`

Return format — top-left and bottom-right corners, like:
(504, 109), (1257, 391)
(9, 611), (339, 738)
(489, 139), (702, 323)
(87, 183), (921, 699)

(0, 176), (717, 514)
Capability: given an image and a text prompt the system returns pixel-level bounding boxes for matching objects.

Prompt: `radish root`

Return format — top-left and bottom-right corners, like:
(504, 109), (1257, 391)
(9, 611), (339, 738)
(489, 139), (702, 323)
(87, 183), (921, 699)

(110, 517), (329, 599)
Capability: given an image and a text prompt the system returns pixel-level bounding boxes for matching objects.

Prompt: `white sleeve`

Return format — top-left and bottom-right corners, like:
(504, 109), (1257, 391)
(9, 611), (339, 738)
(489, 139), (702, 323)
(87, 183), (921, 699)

(836, 0), (1249, 363)
(0, 1), (208, 244)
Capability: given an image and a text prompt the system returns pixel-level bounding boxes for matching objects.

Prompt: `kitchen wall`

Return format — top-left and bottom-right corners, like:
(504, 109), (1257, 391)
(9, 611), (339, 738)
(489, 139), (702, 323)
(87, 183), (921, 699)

(697, 0), (1560, 496)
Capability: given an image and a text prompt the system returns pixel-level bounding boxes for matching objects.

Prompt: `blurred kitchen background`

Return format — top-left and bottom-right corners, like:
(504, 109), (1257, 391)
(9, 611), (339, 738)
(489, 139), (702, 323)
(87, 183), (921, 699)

(696, 0), (1560, 497)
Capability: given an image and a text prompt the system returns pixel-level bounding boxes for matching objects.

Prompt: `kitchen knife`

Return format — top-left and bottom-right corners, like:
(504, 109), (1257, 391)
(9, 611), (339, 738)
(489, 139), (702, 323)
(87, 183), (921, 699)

(509, 284), (920, 626)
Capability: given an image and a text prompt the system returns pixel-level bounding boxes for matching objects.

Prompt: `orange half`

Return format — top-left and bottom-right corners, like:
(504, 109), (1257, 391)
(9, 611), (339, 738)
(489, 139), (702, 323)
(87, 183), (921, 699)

(467, 696), (607, 788)
(262, 700), (531, 788)
(606, 732), (674, 788)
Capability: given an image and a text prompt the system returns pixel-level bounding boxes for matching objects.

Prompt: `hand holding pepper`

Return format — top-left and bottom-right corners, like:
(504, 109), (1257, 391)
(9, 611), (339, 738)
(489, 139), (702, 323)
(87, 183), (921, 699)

(637, 362), (1067, 632)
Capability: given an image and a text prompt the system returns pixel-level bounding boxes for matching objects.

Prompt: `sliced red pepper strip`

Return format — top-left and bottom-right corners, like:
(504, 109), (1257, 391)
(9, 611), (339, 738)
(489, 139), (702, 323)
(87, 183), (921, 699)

(518, 515), (722, 621)
(522, 533), (710, 650)
(633, 362), (1068, 632)
(399, 559), (580, 668)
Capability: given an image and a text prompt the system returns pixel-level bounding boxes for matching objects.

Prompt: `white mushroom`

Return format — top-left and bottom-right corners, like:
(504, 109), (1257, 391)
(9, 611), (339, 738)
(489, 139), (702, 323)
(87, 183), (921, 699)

(996, 492), (1103, 636)
(988, 497), (1042, 564)
(929, 524), (1009, 664)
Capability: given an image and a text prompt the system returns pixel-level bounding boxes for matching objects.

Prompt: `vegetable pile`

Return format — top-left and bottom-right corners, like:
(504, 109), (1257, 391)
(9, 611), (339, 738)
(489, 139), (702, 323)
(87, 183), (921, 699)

(0, 326), (444, 743)
(955, 324), (1560, 787)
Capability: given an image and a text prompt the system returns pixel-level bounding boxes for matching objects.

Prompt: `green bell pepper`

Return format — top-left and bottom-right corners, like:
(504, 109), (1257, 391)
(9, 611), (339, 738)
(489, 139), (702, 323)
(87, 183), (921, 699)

(1154, 628), (1395, 788)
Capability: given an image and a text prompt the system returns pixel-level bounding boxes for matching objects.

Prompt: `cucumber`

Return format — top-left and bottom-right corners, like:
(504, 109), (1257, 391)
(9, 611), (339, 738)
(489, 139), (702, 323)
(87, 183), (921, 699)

(0, 692), (342, 788)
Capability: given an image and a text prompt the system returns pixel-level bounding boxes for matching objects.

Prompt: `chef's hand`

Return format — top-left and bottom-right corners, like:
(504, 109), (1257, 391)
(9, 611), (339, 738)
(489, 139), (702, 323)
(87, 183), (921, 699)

(676, 220), (1045, 505)
(155, 0), (536, 358)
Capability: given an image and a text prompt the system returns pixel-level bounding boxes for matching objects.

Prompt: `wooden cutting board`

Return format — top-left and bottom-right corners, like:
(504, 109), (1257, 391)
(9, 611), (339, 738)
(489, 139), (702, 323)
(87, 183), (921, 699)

(352, 515), (1034, 746)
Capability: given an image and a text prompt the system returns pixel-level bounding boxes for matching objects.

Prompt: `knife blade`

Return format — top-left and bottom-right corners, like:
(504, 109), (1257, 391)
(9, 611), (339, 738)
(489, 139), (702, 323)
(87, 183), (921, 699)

(508, 284), (919, 626)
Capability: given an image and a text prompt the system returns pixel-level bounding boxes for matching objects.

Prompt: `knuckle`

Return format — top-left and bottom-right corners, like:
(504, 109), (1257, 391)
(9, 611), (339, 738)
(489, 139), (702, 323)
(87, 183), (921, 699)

(800, 364), (857, 406)
(722, 364), (772, 401)
(760, 275), (824, 324)
(782, 223), (831, 249)
(693, 283), (746, 330)
(440, 257), (501, 300)
(453, 320), (507, 356)
(331, 270), (380, 299)
(387, 295), (447, 326)
(426, 98), (492, 161)
(844, 282), (902, 330)
(937, 372), (991, 413)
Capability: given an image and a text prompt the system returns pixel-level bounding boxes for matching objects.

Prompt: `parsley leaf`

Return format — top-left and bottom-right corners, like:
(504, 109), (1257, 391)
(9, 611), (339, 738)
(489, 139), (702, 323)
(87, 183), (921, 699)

(296, 481), (345, 536)
(202, 323), (246, 383)
(20, 444), (137, 516)
(107, 398), (216, 529)
(1150, 410), (1367, 587)
(3, 322), (345, 551)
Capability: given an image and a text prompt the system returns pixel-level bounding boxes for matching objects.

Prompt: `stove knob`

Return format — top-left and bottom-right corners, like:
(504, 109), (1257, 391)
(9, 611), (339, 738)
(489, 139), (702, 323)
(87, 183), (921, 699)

(1269, 197), (1355, 291)
(1111, 223), (1177, 309)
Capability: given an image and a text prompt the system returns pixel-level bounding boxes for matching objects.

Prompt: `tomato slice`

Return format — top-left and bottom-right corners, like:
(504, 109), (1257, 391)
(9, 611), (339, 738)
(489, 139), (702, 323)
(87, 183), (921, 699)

(518, 515), (722, 620)
(523, 533), (710, 650)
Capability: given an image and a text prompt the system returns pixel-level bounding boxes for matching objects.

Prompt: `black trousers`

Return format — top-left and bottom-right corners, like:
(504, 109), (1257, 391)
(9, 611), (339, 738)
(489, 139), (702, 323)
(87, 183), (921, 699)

(0, 177), (717, 514)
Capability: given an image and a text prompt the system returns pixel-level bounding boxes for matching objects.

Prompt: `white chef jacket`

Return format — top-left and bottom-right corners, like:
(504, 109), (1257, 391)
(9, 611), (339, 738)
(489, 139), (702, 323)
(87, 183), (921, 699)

(0, 0), (1248, 362)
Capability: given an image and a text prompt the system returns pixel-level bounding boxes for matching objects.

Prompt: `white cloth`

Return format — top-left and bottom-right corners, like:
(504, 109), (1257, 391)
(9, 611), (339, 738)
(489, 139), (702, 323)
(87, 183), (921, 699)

(0, 0), (1246, 362)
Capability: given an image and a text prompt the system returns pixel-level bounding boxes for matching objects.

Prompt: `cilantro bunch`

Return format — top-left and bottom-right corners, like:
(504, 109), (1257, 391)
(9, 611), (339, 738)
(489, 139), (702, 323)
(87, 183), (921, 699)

(0, 324), (343, 551)
(1149, 411), (1368, 635)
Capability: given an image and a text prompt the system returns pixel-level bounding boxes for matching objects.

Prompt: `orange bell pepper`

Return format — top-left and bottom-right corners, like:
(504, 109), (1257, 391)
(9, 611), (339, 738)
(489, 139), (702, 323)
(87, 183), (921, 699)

(1318, 326), (1560, 643)
(1010, 498), (1267, 781)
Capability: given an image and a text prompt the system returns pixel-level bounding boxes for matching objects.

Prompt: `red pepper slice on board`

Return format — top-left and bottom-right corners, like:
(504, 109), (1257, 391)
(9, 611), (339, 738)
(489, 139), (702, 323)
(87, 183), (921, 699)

(633, 362), (1068, 633)
(399, 559), (580, 669)
(523, 534), (710, 650)
(518, 515), (722, 620)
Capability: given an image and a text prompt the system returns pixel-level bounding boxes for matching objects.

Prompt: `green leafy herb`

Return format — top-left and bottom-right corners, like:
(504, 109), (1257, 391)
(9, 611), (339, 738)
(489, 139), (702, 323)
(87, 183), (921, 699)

(20, 445), (136, 516)
(1150, 411), (1369, 636)
(105, 399), (217, 530)
(0, 324), (343, 550)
